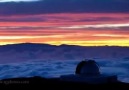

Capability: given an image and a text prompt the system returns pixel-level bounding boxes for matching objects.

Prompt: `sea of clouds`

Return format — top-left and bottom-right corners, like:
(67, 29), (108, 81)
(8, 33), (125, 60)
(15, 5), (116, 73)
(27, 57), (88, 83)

(0, 59), (129, 83)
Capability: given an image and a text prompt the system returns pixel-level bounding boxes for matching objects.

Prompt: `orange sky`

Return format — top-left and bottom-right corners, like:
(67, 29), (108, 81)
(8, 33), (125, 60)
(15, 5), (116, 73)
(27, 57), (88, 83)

(0, 13), (129, 46)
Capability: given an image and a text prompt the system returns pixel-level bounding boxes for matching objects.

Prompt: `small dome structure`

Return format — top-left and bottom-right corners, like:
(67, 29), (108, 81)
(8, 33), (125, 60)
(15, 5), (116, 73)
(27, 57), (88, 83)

(60, 59), (118, 84)
(75, 60), (100, 76)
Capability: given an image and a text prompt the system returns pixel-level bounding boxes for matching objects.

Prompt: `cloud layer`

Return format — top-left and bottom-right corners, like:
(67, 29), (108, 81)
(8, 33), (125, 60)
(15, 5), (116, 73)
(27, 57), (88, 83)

(0, 59), (129, 83)
(0, 1), (129, 46)
(0, 13), (129, 46)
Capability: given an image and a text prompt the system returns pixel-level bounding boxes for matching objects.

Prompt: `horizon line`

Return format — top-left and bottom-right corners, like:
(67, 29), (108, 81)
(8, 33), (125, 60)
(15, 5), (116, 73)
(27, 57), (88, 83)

(0, 42), (129, 47)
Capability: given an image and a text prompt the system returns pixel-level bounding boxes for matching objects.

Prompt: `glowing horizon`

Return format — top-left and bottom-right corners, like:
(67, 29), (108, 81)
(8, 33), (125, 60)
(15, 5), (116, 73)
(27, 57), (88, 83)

(0, 13), (129, 46)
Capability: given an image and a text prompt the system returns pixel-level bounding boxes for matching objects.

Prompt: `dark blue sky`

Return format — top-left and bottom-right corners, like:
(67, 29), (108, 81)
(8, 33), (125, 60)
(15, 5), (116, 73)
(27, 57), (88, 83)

(0, 0), (129, 15)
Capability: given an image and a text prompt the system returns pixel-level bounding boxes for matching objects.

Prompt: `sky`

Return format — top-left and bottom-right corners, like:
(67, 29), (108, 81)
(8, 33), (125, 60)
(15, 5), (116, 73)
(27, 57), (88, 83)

(0, 0), (129, 46)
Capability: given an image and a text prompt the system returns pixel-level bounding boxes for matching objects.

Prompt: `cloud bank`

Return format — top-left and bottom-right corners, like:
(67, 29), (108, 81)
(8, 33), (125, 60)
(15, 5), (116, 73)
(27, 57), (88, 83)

(0, 59), (129, 83)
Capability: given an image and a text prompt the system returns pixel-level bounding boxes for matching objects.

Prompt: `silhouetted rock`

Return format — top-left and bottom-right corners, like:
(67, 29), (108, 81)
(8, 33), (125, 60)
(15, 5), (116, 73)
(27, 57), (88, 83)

(0, 76), (129, 89)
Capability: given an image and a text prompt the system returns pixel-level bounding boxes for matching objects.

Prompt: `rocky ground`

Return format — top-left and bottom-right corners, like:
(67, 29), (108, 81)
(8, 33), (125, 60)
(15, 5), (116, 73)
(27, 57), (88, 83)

(0, 76), (129, 89)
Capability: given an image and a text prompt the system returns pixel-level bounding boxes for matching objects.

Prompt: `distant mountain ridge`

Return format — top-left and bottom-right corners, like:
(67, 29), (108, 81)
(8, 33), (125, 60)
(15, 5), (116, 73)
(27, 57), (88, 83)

(0, 43), (129, 63)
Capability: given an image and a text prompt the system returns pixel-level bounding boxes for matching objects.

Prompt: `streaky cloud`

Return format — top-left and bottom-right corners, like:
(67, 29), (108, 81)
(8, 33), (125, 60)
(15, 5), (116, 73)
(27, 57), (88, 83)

(1, 23), (129, 30)
(0, 0), (40, 2)
(58, 23), (129, 30)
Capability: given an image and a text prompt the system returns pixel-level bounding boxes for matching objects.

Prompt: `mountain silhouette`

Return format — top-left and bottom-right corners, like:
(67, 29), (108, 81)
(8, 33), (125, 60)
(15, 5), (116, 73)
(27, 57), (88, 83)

(0, 43), (129, 63)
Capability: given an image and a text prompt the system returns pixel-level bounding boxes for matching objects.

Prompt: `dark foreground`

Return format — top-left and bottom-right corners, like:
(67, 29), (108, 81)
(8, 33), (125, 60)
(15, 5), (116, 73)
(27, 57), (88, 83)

(0, 76), (129, 89)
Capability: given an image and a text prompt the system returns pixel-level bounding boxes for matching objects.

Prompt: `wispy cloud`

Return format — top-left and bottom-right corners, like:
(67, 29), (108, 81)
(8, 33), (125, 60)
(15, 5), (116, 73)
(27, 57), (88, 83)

(0, 0), (40, 2)
(58, 23), (129, 30)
